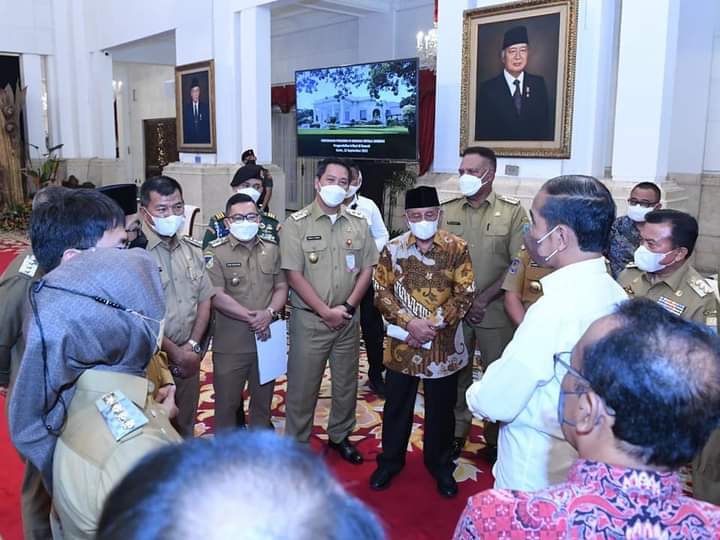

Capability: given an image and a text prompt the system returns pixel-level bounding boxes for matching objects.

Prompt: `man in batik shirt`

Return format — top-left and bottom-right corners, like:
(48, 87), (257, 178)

(454, 298), (720, 538)
(370, 186), (475, 499)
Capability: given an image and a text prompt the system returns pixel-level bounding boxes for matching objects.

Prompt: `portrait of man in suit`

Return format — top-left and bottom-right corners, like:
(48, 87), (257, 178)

(182, 76), (211, 145)
(475, 26), (553, 141)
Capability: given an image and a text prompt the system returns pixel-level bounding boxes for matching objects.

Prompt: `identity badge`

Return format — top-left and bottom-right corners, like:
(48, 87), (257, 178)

(96, 390), (148, 441)
(345, 253), (356, 272)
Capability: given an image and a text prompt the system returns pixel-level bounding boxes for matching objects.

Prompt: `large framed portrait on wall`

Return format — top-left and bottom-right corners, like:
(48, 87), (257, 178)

(460, 0), (578, 158)
(175, 60), (216, 153)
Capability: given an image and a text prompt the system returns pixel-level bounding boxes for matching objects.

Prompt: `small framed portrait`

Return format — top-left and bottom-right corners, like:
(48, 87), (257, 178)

(175, 60), (216, 153)
(460, 0), (578, 158)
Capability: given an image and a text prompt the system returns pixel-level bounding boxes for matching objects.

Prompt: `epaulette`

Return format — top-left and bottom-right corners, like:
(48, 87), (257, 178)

(499, 195), (520, 205)
(264, 211), (278, 221)
(441, 195), (464, 206)
(624, 262), (639, 270)
(214, 211), (226, 221)
(291, 209), (309, 221)
(17, 254), (39, 278)
(209, 237), (228, 248)
(345, 207), (366, 220)
(182, 236), (203, 248)
(688, 276), (714, 298)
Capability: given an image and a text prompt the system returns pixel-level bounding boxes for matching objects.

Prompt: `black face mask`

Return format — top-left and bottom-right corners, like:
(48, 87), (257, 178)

(128, 230), (148, 250)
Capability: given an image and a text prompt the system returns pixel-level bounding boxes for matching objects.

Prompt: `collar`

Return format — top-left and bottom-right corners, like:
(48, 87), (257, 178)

(568, 459), (681, 499)
(540, 257), (607, 295)
(75, 369), (150, 408)
(310, 200), (348, 222)
(142, 222), (178, 251)
(647, 259), (691, 290)
(228, 234), (263, 251)
(463, 190), (496, 209)
(504, 69), (525, 89)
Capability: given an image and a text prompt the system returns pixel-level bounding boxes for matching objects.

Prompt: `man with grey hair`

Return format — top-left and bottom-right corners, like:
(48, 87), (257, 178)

(466, 175), (627, 491)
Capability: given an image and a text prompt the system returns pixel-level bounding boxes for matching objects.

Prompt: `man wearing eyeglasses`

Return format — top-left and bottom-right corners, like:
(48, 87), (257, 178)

(442, 146), (528, 463)
(203, 193), (287, 431)
(454, 298), (720, 538)
(606, 182), (662, 278)
(466, 175), (627, 491)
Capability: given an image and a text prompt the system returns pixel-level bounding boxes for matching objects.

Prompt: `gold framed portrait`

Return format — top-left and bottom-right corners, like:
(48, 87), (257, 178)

(175, 60), (217, 153)
(460, 0), (578, 158)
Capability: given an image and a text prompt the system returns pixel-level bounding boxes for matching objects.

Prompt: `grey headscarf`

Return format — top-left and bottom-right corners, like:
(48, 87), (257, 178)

(8, 247), (165, 491)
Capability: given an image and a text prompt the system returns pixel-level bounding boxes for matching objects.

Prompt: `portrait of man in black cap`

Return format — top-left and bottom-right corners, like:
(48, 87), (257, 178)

(182, 75), (211, 144)
(475, 24), (553, 141)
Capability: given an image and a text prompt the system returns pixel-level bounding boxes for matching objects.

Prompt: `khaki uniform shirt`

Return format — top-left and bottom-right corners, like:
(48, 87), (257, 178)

(52, 370), (181, 540)
(619, 260), (718, 329)
(279, 201), (379, 310)
(143, 226), (214, 344)
(442, 192), (528, 328)
(0, 250), (44, 390)
(502, 247), (554, 308)
(205, 235), (286, 353)
(374, 230), (476, 379)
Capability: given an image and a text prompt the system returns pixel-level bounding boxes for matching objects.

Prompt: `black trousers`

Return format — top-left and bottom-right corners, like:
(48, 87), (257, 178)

(360, 286), (385, 381)
(377, 369), (458, 478)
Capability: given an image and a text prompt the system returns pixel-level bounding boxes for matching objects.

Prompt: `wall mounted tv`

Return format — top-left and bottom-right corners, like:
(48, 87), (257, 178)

(295, 58), (418, 161)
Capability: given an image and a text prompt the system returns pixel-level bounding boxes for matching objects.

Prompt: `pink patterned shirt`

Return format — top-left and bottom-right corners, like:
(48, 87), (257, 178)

(454, 459), (720, 539)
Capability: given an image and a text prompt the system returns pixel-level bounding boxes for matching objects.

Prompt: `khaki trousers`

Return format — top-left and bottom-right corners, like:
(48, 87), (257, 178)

(172, 371), (200, 438)
(454, 323), (514, 443)
(285, 309), (360, 444)
(213, 352), (274, 430)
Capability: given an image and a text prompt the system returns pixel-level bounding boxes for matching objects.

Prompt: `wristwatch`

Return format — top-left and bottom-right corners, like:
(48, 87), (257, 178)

(187, 339), (203, 355)
(342, 302), (356, 316)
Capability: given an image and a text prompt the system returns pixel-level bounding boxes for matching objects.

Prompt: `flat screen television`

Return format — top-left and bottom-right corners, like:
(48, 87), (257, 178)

(295, 58), (418, 161)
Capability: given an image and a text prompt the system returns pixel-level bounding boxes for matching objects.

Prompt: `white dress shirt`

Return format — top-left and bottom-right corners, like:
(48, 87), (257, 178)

(466, 257), (627, 491)
(349, 194), (389, 252)
(504, 69), (525, 96)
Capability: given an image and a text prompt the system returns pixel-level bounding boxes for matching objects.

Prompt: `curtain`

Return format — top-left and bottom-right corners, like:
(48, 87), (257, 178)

(418, 69), (436, 176)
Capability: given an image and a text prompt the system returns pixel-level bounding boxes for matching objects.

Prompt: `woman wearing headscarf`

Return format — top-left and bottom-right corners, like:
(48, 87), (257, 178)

(9, 247), (182, 540)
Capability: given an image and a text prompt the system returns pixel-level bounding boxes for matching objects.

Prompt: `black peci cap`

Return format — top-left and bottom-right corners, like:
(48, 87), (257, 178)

(502, 26), (529, 49)
(405, 186), (439, 210)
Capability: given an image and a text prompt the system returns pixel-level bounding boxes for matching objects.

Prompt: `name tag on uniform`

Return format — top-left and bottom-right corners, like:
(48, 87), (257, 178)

(346, 254), (356, 272)
(306, 235), (322, 240)
(226, 262), (242, 267)
(446, 221), (461, 225)
(95, 390), (148, 441)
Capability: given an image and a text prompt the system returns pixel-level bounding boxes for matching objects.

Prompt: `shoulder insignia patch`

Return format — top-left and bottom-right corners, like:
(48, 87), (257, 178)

(264, 211), (278, 220)
(704, 309), (717, 330)
(182, 236), (203, 249)
(209, 237), (228, 248)
(345, 207), (365, 220)
(95, 390), (148, 441)
(688, 277), (713, 298)
(291, 209), (309, 221)
(441, 196), (464, 206)
(204, 254), (214, 269)
(499, 195), (520, 205)
(18, 254), (39, 278)
(214, 211), (226, 221)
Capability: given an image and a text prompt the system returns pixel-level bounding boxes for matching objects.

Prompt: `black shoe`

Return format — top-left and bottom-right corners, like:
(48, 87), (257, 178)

(368, 377), (386, 398)
(450, 437), (465, 460)
(328, 437), (364, 465)
(477, 445), (497, 464)
(369, 466), (395, 490)
(436, 472), (458, 498)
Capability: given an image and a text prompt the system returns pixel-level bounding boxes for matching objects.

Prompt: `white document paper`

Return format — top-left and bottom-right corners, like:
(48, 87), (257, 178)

(256, 319), (288, 384)
(386, 324), (432, 350)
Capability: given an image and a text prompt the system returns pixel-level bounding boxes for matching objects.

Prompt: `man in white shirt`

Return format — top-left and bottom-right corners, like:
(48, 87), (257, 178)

(345, 163), (390, 396)
(466, 175), (627, 491)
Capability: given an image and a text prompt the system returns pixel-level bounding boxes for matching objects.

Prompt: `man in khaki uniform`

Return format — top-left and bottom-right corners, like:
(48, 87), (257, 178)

(442, 146), (528, 460)
(280, 158), (379, 463)
(617, 209), (719, 504)
(140, 176), (215, 437)
(205, 193), (288, 430)
(502, 246), (553, 326)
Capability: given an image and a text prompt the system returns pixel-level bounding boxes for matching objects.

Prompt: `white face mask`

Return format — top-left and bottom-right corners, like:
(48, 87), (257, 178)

(230, 221), (259, 241)
(458, 170), (490, 197)
(150, 214), (185, 237)
(347, 184), (361, 198)
(409, 219), (438, 240)
(627, 204), (654, 223)
(236, 187), (261, 204)
(634, 245), (672, 273)
(318, 184), (347, 208)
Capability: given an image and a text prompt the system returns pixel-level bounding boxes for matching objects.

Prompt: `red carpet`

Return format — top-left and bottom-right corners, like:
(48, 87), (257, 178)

(0, 240), (494, 540)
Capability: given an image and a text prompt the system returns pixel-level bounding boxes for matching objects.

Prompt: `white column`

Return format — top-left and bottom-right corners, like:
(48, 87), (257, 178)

(89, 51), (116, 159)
(611, 0), (681, 183)
(20, 54), (46, 161)
(212, 1), (241, 164)
(433, 0), (473, 173)
(238, 6), (272, 164)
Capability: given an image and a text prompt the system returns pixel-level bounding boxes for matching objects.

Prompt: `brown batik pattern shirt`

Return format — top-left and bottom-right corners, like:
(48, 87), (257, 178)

(373, 229), (476, 379)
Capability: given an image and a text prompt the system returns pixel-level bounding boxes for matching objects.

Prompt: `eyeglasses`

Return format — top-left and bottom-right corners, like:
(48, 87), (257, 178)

(628, 198), (659, 208)
(228, 213), (259, 223)
(554, 351), (615, 425)
(406, 210), (440, 223)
